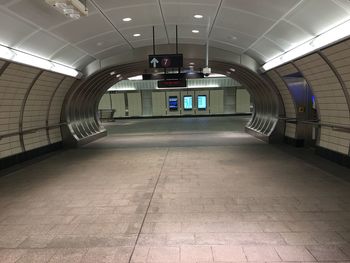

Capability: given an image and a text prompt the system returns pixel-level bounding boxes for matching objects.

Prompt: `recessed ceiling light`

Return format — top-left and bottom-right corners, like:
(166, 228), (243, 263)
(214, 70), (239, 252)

(230, 68), (236, 72)
(123, 17), (132, 22)
(230, 36), (238, 40)
(194, 15), (203, 19)
(110, 71), (116, 76)
(192, 30), (199, 34)
(133, 33), (141, 37)
(189, 62), (195, 66)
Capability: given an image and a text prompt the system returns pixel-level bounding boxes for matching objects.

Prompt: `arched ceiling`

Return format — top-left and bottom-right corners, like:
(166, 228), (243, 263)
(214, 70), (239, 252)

(1, 0), (350, 70)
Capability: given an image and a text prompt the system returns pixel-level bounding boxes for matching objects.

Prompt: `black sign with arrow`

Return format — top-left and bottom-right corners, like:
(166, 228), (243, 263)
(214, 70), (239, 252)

(148, 54), (183, 69)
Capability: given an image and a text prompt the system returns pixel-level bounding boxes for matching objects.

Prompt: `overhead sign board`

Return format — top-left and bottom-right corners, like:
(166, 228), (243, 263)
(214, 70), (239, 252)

(143, 72), (204, 80)
(158, 79), (187, 88)
(149, 54), (183, 69)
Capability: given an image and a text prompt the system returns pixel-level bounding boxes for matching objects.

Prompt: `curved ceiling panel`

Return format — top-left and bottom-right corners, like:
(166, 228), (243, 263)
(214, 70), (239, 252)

(1, 0), (350, 70)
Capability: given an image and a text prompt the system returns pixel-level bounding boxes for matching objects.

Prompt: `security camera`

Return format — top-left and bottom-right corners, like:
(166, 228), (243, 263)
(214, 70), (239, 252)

(203, 67), (211, 77)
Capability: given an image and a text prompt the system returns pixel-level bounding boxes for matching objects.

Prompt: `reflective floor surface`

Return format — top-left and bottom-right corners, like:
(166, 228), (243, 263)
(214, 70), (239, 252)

(0, 116), (350, 263)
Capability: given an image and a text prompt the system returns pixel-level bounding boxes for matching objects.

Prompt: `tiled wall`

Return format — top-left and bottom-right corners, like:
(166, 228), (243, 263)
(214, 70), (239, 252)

(294, 53), (350, 155)
(267, 69), (297, 138)
(0, 60), (76, 159)
(23, 72), (64, 151)
(320, 40), (350, 155)
(266, 39), (350, 155)
(48, 78), (76, 143)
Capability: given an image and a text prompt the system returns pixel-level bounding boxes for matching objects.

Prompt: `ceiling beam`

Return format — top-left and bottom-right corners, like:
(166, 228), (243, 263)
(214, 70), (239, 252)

(89, 0), (135, 49)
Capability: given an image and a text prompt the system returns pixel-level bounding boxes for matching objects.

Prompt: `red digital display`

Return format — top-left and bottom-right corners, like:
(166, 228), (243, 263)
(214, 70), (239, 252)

(158, 79), (187, 88)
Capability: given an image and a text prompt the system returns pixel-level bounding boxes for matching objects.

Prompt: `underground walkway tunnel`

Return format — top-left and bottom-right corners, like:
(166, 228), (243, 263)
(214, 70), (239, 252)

(0, 0), (350, 262)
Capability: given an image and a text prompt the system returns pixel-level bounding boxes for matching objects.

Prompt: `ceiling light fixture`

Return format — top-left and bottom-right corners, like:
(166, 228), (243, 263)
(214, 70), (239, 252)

(192, 30), (199, 34)
(122, 17), (132, 22)
(194, 15), (203, 19)
(262, 18), (350, 71)
(45, 0), (88, 19)
(0, 44), (81, 78)
(133, 33), (141, 37)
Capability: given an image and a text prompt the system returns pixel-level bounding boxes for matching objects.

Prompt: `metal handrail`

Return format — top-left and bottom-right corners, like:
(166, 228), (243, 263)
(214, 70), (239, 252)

(301, 120), (350, 133)
(279, 117), (350, 133)
(0, 123), (67, 140)
(278, 117), (297, 121)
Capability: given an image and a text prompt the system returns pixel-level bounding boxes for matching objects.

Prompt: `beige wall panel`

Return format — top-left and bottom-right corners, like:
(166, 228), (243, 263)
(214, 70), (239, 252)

(0, 63), (40, 158)
(0, 135), (21, 158)
(210, 90), (224, 115)
(295, 53), (350, 154)
(285, 123), (297, 139)
(268, 70), (296, 118)
(98, 94), (111, 110)
(236, 89), (251, 113)
(111, 93), (126, 118)
(23, 130), (48, 151)
(49, 128), (62, 144)
(267, 68), (297, 139)
(48, 77), (75, 126)
(23, 71), (64, 150)
(152, 92), (166, 117)
(276, 63), (299, 76)
(127, 93), (142, 117)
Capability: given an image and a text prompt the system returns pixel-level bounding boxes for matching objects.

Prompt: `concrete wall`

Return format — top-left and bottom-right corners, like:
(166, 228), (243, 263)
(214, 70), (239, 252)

(99, 88), (251, 118)
(0, 60), (76, 160)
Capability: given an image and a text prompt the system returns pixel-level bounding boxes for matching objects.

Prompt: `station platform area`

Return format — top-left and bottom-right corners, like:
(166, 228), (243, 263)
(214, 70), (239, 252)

(0, 116), (350, 262)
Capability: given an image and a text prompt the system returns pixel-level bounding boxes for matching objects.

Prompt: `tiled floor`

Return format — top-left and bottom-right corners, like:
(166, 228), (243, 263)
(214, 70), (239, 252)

(0, 116), (350, 262)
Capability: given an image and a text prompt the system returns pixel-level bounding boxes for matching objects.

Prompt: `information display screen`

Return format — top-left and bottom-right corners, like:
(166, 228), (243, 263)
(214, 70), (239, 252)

(183, 96), (193, 110)
(197, 95), (207, 110)
(169, 96), (178, 111)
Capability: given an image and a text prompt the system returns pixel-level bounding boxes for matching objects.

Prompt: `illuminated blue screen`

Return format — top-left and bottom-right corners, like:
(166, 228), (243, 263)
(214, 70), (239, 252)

(183, 96), (193, 110)
(169, 96), (178, 111)
(197, 95), (207, 110)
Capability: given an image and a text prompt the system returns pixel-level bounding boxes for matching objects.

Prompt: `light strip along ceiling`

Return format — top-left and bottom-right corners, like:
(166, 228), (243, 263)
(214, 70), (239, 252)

(0, 44), (81, 78)
(262, 19), (350, 72)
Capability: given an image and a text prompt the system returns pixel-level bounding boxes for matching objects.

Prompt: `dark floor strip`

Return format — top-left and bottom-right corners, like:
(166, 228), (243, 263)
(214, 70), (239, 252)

(127, 148), (170, 263)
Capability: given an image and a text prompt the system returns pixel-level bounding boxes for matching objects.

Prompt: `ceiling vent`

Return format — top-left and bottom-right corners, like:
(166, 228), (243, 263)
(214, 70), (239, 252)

(45, 0), (88, 19)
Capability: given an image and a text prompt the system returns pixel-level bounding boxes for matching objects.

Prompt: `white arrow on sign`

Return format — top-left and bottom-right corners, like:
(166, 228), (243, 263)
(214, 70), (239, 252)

(150, 58), (159, 68)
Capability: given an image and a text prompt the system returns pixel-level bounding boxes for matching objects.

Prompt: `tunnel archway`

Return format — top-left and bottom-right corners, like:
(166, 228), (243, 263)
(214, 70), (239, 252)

(62, 59), (285, 146)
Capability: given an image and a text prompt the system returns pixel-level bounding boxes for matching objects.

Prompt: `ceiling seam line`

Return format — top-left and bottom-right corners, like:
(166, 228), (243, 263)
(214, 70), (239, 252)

(284, 20), (314, 36)
(158, 0), (170, 44)
(208, 0), (223, 39)
(89, 0), (134, 49)
(70, 55), (92, 67)
(74, 30), (116, 45)
(330, 0), (350, 15)
(243, 0), (305, 53)
(12, 30), (40, 49)
(92, 44), (128, 57)
(0, 5), (94, 60)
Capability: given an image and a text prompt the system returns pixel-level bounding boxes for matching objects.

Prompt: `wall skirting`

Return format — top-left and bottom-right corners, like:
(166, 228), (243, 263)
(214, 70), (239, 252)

(316, 146), (350, 168)
(284, 136), (304, 147)
(0, 142), (63, 171)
